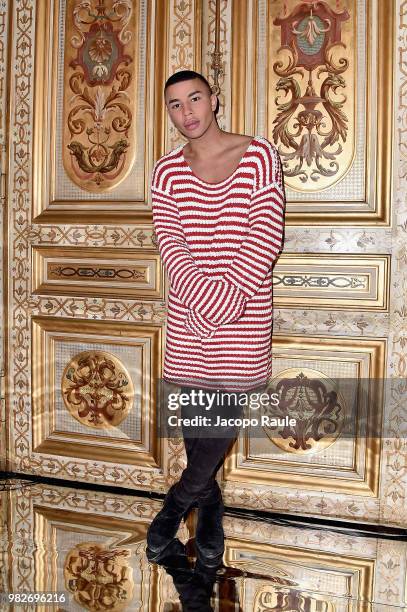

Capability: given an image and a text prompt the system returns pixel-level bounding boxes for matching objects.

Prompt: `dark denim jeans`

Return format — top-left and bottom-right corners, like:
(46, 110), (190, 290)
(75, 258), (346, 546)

(174, 386), (244, 506)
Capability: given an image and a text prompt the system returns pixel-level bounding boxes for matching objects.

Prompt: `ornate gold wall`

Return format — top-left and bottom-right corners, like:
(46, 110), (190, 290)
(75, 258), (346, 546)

(2, 0), (406, 528)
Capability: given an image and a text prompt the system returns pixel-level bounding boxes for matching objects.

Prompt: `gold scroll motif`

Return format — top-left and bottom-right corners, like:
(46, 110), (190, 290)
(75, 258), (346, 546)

(264, 368), (345, 454)
(63, 0), (138, 192)
(61, 350), (134, 429)
(64, 542), (134, 611)
(270, 0), (354, 192)
(48, 264), (146, 283)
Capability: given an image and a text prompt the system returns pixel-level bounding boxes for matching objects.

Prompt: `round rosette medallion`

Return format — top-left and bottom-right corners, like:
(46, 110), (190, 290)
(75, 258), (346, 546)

(61, 350), (134, 429)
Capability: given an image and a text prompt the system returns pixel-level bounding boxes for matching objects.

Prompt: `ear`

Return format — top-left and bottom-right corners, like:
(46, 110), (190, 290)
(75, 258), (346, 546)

(210, 93), (218, 111)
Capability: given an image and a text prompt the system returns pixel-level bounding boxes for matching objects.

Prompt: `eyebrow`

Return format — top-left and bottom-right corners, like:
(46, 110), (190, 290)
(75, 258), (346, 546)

(167, 90), (204, 105)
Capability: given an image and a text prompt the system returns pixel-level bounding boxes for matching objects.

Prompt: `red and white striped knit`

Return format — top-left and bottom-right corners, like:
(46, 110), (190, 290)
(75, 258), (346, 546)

(151, 135), (285, 392)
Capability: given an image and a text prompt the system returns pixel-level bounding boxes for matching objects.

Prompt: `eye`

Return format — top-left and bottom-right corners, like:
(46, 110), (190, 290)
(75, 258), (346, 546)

(171, 103), (180, 109)
(191, 96), (200, 102)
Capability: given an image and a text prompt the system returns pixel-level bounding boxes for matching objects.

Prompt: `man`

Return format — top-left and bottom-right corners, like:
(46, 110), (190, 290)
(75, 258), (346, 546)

(147, 70), (285, 573)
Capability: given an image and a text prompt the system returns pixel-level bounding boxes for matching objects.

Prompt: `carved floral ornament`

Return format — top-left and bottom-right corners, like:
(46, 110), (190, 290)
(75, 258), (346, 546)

(61, 350), (135, 429)
(272, 0), (352, 188)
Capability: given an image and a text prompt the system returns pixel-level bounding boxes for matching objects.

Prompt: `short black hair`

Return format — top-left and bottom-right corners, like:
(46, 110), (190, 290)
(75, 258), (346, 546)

(164, 70), (213, 96)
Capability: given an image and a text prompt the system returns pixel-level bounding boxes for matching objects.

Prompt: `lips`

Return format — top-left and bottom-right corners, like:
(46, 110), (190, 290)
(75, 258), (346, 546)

(184, 120), (200, 130)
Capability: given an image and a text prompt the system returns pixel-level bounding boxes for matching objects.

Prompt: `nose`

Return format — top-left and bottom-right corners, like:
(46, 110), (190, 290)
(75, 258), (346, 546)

(183, 100), (193, 117)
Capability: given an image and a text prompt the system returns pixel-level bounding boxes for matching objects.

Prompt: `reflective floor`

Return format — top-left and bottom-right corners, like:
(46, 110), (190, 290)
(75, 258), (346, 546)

(0, 478), (406, 611)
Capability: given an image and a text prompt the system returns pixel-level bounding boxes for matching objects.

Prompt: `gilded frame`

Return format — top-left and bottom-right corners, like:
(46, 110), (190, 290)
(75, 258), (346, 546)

(273, 253), (390, 311)
(223, 335), (386, 497)
(231, 0), (394, 225)
(33, 505), (159, 609)
(31, 316), (163, 468)
(32, 0), (169, 224)
(31, 246), (164, 299)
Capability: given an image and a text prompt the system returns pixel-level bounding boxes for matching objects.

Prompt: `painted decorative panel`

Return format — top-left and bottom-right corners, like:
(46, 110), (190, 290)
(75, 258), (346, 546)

(232, 0), (394, 224)
(273, 254), (390, 310)
(32, 0), (167, 223)
(62, 0), (140, 193)
(32, 246), (163, 298)
(271, 1), (355, 192)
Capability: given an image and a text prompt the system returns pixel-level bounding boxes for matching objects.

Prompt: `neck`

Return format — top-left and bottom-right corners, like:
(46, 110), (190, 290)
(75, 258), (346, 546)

(185, 122), (227, 158)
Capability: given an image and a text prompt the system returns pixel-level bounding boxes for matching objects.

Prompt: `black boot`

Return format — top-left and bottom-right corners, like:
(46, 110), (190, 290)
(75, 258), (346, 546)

(146, 484), (190, 562)
(195, 481), (225, 569)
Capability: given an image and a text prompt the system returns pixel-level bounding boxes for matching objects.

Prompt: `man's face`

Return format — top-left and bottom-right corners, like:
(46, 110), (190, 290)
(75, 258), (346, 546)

(165, 78), (217, 139)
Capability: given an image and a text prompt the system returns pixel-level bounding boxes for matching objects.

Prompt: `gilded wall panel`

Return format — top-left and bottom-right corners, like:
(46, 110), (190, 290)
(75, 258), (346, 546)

(32, 246), (163, 299)
(5, 0), (407, 529)
(273, 254), (390, 310)
(232, 0), (394, 224)
(224, 335), (386, 497)
(32, 0), (167, 224)
(31, 317), (162, 468)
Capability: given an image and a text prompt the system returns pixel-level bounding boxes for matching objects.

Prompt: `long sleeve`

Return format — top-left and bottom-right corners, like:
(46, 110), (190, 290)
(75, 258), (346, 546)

(151, 162), (247, 337)
(223, 142), (285, 299)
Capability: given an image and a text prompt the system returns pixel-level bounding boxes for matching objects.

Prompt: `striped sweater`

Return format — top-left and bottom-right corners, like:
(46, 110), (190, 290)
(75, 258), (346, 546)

(151, 135), (285, 391)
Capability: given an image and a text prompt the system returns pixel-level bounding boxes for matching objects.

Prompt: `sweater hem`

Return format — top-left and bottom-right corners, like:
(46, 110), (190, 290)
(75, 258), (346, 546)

(162, 375), (269, 393)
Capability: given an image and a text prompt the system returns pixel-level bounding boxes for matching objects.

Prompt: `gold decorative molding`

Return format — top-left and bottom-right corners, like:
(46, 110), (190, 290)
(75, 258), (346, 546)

(32, 0), (167, 224)
(32, 316), (163, 468)
(32, 246), (163, 298)
(264, 368), (346, 454)
(224, 335), (386, 497)
(273, 254), (390, 310)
